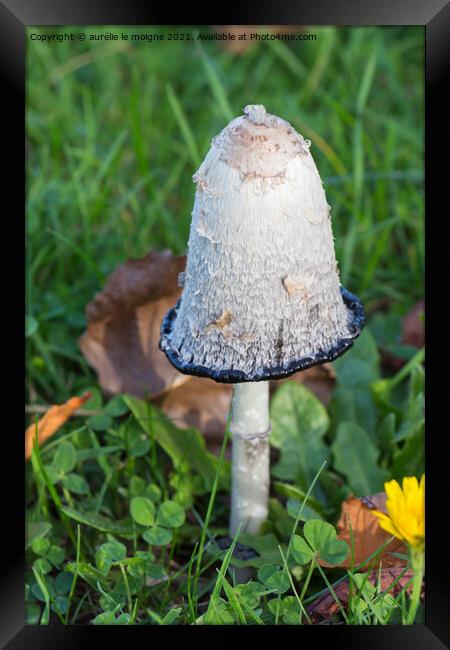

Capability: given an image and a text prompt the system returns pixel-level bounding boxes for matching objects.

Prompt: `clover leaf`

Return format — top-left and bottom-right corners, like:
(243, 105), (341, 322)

(129, 496), (155, 526)
(291, 519), (348, 566)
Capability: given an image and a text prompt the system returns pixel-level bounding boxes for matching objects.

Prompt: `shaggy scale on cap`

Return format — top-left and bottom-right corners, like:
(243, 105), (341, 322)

(160, 105), (364, 383)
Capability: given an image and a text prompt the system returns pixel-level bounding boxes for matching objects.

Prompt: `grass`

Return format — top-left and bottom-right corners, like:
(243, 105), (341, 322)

(26, 25), (424, 404)
(25, 340), (425, 625)
(26, 25), (424, 626)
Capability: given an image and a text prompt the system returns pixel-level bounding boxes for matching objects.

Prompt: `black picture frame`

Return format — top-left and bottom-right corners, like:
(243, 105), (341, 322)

(4, 1), (448, 646)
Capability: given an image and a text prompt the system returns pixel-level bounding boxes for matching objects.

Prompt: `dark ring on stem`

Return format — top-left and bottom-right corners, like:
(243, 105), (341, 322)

(231, 425), (272, 440)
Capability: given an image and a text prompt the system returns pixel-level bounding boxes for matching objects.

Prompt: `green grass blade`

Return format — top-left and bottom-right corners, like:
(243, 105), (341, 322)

(166, 83), (201, 168)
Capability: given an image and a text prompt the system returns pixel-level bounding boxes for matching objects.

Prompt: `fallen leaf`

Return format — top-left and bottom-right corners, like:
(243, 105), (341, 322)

(160, 377), (232, 443)
(79, 249), (334, 444)
(379, 349), (404, 372)
(160, 366), (334, 448)
(402, 299), (425, 348)
(213, 25), (302, 55)
(276, 364), (335, 406)
(319, 493), (407, 569)
(79, 250), (189, 399)
(307, 567), (422, 623)
(380, 300), (425, 371)
(25, 393), (91, 460)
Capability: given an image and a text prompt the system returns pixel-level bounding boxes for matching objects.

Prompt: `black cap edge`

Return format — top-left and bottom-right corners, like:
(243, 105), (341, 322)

(159, 287), (365, 384)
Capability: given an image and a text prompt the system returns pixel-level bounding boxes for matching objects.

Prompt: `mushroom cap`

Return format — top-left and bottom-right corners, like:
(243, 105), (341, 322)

(160, 105), (364, 383)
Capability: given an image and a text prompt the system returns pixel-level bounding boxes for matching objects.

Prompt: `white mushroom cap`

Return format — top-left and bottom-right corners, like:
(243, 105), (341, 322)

(160, 105), (364, 382)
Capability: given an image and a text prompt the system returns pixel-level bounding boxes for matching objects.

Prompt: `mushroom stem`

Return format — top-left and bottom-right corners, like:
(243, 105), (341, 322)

(229, 382), (271, 536)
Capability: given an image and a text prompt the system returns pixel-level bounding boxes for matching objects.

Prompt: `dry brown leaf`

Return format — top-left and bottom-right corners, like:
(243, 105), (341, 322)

(213, 25), (302, 54)
(25, 393), (91, 460)
(381, 299), (425, 371)
(79, 250), (189, 399)
(79, 248), (335, 442)
(402, 299), (425, 348)
(307, 567), (421, 624)
(275, 363), (335, 406)
(160, 366), (334, 446)
(160, 377), (232, 443)
(319, 493), (407, 569)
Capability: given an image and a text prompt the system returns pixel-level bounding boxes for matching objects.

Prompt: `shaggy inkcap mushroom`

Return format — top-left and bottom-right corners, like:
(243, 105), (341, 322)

(160, 105), (364, 537)
(160, 104), (364, 382)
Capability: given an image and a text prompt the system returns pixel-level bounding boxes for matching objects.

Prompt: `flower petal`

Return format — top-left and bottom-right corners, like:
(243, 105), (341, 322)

(402, 476), (419, 495)
(372, 510), (404, 541)
(381, 475), (425, 550)
(384, 479), (403, 502)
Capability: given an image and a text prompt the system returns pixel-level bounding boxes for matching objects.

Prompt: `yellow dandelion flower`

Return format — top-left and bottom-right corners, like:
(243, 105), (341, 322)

(372, 474), (425, 551)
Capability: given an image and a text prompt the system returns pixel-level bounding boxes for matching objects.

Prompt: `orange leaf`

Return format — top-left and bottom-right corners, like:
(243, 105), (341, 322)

(319, 494), (407, 569)
(25, 392), (91, 460)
